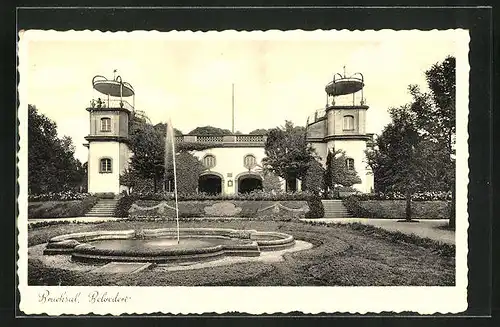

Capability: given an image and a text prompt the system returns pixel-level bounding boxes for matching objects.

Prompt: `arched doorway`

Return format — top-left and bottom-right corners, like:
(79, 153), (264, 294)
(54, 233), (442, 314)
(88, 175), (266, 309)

(237, 174), (263, 194)
(286, 178), (297, 192)
(198, 174), (222, 195)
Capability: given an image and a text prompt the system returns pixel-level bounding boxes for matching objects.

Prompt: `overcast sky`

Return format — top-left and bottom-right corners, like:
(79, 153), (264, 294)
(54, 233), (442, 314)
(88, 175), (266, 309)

(20, 30), (464, 163)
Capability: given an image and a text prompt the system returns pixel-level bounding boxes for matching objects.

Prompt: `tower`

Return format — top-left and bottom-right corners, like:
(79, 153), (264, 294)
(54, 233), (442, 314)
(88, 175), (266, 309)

(84, 73), (135, 194)
(306, 69), (374, 193)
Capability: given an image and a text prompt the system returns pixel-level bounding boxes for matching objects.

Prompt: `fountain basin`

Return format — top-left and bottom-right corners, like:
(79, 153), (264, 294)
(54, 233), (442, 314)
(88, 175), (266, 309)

(43, 228), (295, 263)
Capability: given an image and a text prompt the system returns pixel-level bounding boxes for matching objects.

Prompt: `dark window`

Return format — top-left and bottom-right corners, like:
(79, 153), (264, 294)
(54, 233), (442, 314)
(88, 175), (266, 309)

(243, 154), (257, 169)
(203, 155), (216, 169)
(100, 158), (112, 173)
(343, 115), (355, 131)
(101, 118), (111, 132)
(346, 158), (355, 170)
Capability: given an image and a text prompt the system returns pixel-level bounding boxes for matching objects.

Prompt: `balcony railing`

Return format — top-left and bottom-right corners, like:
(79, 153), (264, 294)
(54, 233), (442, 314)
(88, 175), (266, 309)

(89, 98), (134, 111)
(175, 134), (267, 144)
(307, 108), (326, 124)
(235, 135), (265, 142)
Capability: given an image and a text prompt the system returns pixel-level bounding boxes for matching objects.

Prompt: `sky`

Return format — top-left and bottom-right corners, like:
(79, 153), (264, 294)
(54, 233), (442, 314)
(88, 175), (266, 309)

(20, 30), (464, 163)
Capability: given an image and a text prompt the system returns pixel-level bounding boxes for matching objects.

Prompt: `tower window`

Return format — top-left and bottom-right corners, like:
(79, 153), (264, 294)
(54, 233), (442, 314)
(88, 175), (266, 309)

(202, 155), (216, 169)
(243, 154), (257, 169)
(101, 117), (111, 132)
(100, 158), (112, 173)
(346, 158), (355, 170)
(343, 115), (355, 131)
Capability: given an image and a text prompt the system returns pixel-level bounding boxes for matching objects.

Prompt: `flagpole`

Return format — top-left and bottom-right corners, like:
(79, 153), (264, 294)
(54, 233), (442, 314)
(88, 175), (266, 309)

(232, 83), (235, 134)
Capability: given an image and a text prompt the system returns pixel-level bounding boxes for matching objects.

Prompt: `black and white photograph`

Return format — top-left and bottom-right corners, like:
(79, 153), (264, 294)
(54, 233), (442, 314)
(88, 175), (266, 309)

(17, 27), (470, 315)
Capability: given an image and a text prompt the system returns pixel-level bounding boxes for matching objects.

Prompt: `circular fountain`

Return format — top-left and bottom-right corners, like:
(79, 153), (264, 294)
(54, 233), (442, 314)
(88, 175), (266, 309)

(43, 228), (296, 264)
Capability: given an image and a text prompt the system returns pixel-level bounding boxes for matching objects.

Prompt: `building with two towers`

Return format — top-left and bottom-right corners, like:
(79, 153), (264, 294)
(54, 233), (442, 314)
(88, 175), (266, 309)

(84, 71), (374, 195)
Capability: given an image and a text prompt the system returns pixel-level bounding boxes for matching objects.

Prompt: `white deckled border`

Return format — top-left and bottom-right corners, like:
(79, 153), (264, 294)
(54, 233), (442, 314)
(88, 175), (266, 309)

(17, 29), (469, 315)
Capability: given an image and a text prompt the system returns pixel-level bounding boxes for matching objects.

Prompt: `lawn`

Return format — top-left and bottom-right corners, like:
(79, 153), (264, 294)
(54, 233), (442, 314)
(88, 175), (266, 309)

(27, 220), (455, 286)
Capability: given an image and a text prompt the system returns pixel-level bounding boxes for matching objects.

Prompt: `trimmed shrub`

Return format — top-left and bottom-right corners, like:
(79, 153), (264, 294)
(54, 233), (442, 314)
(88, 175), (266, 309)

(114, 195), (138, 218)
(302, 160), (325, 195)
(305, 196), (324, 218)
(342, 196), (376, 218)
(342, 196), (450, 219)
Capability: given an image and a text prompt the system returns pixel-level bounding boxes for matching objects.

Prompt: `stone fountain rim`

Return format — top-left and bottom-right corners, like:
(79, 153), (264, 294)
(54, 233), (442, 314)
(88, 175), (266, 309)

(44, 227), (296, 263)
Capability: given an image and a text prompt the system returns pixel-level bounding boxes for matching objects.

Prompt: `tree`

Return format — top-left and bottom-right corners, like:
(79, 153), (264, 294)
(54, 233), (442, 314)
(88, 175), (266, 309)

(120, 168), (142, 194)
(165, 152), (204, 194)
(366, 105), (436, 221)
(28, 105), (85, 194)
(364, 56), (456, 224)
(249, 128), (270, 135)
(262, 172), (282, 193)
(262, 121), (316, 183)
(302, 160), (325, 195)
(128, 119), (207, 193)
(408, 56), (456, 227)
(153, 123), (183, 136)
(324, 148), (362, 191)
(128, 121), (165, 192)
(188, 126), (232, 135)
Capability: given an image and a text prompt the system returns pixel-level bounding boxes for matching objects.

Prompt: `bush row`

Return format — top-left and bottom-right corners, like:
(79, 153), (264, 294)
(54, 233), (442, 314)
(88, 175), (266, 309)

(342, 196), (451, 219)
(29, 191), (116, 202)
(124, 190), (314, 202)
(353, 191), (452, 201)
(28, 191), (91, 202)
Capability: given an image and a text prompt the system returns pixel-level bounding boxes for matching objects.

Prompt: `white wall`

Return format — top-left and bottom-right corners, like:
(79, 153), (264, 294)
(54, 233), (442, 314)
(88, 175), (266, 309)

(192, 147), (267, 195)
(88, 141), (130, 194)
(311, 142), (328, 165)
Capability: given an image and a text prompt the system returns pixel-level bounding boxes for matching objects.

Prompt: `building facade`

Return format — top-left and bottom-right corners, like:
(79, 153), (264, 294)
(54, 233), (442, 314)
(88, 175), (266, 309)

(84, 104), (133, 194)
(85, 71), (373, 195)
(306, 106), (374, 193)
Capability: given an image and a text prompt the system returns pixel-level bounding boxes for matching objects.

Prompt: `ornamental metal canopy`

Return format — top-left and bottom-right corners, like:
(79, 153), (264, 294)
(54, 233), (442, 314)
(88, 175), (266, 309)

(92, 75), (135, 97)
(325, 72), (364, 96)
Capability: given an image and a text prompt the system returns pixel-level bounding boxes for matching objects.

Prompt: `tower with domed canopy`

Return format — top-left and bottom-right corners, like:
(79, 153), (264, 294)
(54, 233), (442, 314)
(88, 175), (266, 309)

(84, 71), (135, 194)
(306, 68), (374, 193)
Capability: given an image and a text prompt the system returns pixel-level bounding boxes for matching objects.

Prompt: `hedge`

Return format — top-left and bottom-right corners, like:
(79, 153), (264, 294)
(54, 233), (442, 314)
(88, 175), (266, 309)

(28, 191), (91, 202)
(126, 190), (314, 202)
(342, 196), (451, 219)
(28, 196), (99, 218)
